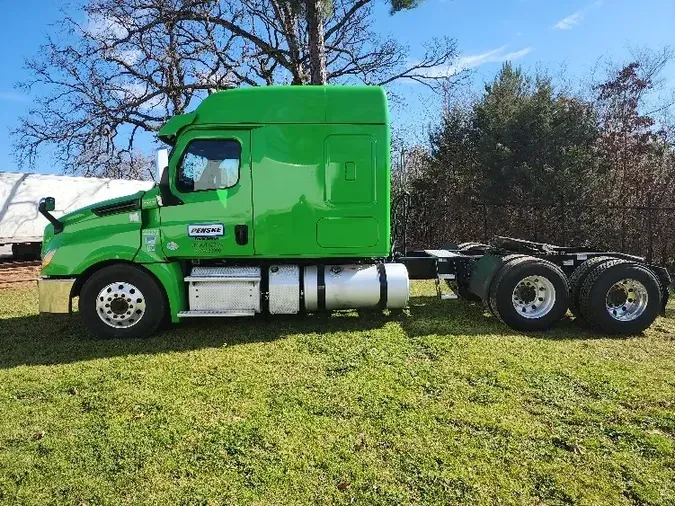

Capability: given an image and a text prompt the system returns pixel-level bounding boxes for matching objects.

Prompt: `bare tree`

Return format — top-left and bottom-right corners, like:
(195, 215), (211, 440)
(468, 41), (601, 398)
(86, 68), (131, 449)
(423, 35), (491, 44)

(13, 0), (459, 177)
(594, 48), (675, 208)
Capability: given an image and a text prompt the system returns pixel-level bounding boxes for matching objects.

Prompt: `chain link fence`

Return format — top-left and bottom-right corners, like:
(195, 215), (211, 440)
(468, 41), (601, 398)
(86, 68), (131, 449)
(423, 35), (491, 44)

(398, 194), (675, 273)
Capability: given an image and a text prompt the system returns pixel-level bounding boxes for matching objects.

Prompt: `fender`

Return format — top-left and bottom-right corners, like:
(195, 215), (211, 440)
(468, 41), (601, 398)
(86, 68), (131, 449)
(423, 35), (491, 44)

(143, 262), (187, 323)
(467, 255), (506, 301)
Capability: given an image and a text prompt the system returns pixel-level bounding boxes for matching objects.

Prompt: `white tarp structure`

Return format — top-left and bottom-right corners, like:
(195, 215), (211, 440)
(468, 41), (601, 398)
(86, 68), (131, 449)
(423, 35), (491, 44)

(0, 172), (154, 245)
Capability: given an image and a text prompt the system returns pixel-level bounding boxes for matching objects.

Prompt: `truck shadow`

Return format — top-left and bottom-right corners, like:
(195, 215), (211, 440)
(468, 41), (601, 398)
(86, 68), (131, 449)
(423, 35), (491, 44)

(0, 296), (642, 369)
(0, 310), (396, 369)
(400, 296), (623, 341)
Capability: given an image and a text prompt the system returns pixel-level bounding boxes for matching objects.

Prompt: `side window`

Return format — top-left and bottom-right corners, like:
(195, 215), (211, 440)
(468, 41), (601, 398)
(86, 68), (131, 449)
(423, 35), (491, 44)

(177, 139), (241, 192)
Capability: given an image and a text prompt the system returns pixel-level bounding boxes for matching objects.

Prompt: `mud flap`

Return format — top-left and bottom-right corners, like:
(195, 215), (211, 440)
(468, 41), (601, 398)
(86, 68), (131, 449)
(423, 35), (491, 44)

(467, 255), (505, 301)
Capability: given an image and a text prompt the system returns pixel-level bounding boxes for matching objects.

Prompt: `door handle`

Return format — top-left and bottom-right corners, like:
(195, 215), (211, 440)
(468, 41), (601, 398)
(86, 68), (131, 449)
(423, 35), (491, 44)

(235, 225), (248, 245)
(345, 161), (356, 181)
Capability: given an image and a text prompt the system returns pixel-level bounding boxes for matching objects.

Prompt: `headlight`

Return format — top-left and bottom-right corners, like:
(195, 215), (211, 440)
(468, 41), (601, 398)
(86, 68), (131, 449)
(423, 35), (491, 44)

(42, 249), (57, 270)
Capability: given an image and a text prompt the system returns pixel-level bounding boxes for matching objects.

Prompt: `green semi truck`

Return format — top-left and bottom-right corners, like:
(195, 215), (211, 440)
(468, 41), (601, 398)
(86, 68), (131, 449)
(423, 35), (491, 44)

(37, 86), (670, 339)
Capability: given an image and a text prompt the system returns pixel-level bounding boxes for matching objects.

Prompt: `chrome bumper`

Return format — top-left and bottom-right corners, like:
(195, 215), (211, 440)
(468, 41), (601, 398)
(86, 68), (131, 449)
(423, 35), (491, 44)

(38, 277), (76, 314)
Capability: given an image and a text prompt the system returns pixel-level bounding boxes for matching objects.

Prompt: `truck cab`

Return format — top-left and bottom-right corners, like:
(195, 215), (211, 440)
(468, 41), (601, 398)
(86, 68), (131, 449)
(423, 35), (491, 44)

(154, 86), (390, 260)
(38, 86), (409, 338)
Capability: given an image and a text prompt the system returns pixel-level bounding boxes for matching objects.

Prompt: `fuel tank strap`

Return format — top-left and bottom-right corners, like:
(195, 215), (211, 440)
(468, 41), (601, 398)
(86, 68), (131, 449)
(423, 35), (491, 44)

(317, 265), (326, 311)
(299, 265), (305, 312)
(261, 266), (270, 315)
(377, 263), (388, 309)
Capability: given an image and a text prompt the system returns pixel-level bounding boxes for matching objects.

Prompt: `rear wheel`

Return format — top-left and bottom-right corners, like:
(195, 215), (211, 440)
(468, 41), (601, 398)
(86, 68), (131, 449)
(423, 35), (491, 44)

(568, 256), (618, 319)
(79, 264), (167, 339)
(489, 257), (569, 331)
(485, 254), (531, 315)
(578, 260), (661, 335)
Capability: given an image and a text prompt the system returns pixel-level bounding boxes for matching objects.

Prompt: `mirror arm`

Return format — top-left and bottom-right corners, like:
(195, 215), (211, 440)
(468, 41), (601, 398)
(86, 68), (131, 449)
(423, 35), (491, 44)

(38, 198), (64, 234)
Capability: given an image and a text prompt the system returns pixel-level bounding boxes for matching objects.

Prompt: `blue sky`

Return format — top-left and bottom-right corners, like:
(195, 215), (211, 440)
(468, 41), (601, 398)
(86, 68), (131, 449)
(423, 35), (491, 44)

(0, 0), (673, 174)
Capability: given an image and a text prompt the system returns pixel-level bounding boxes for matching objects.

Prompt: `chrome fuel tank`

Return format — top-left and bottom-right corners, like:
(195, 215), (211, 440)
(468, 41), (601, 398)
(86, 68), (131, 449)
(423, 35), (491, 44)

(304, 263), (409, 311)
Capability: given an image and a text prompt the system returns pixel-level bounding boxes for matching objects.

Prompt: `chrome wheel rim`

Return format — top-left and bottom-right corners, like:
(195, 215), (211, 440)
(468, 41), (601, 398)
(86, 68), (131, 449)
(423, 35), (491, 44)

(95, 282), (146, 328)
(512, 275), (556, 319)
(605, 279), (648, 322)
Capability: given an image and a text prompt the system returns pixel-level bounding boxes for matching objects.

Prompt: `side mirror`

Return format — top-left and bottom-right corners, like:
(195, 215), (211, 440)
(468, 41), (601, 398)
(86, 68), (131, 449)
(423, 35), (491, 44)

(155, 148), (169, 183)
(38, 197), (63, 234)
(39, 197), (56, 213)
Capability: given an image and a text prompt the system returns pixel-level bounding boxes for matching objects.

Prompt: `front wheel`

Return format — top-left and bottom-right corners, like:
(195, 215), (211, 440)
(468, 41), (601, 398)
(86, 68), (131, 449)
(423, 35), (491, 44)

(79, 264), (167, 339)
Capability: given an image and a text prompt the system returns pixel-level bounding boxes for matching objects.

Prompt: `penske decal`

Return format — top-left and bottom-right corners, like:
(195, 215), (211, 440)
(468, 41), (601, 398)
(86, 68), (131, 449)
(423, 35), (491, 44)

(188, 223), (225, 237)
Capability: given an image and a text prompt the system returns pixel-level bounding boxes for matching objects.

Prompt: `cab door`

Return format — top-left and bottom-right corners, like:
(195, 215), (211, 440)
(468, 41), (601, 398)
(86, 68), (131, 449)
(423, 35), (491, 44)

(159, 128), (254, 259)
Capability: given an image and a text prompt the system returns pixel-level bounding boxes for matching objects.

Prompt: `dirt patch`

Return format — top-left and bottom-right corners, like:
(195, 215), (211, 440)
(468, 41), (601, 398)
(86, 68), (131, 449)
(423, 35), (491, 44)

(0, 261), (40, 289)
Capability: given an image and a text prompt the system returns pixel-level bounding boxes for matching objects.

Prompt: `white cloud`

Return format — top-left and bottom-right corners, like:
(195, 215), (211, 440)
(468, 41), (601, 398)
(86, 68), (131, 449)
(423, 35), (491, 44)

(554, 12), (582, 30)
(553, 1), (603, 30)
(501, 47), (534, 61)
(418, 45), (533, 79)
(86, 14), (141, 66)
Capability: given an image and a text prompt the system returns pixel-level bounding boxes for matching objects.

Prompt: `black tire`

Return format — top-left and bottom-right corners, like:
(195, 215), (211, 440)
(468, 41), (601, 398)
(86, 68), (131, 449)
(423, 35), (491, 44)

(440, 242), (488, 252)
(568, 256), (619, 319)
(485, 254), (532, 317)
(79, 264), (167, 339)
(578, 260), (662, 335)
(489, 257), (569, 332)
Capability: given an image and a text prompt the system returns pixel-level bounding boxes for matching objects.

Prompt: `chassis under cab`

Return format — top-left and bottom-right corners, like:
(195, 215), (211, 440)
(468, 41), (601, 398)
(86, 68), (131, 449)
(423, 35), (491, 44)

(73, 262), (411, 339)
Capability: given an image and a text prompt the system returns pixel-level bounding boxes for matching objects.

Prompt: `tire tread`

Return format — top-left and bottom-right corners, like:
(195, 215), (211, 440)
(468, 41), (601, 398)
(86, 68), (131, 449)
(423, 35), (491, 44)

(568, 256), (618, 319)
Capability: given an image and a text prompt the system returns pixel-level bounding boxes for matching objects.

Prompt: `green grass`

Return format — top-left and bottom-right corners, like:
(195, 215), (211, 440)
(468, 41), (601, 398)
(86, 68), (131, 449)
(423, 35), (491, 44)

(1, 282), (674, 505)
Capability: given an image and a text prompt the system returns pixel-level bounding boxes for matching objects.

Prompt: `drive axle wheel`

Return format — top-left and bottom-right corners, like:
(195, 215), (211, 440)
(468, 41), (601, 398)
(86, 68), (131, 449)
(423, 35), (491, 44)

(578, 260), (661, 335)
(605, 279), (649, 321)
(485, 254), (530, 315)
(489, 257), (569, 332)
(568, 256), (618, 319)
(511, 275), (556, 318)
(80, 264), (166, 339)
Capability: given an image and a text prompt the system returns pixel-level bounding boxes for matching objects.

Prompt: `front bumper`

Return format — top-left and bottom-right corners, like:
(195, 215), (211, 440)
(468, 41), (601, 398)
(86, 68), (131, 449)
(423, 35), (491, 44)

(38, 277), (76, 314)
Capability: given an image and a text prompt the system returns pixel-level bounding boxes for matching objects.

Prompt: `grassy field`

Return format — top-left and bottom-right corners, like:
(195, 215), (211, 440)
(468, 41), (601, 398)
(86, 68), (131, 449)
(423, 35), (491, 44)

(0, 282), (674, 505)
